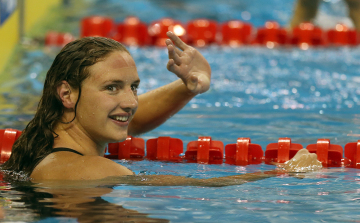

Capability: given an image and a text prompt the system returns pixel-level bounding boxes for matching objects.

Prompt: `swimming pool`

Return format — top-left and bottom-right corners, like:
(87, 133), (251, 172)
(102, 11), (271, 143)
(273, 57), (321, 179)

(1, 0), (360, 222)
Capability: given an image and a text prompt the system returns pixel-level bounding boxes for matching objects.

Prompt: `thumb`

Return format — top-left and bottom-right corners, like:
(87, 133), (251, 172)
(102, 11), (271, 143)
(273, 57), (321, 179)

(186, 75), (198, 92)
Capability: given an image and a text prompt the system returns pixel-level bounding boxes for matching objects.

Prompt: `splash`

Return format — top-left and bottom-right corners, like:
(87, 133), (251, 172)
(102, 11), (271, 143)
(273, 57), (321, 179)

(281, 149), (323, 172)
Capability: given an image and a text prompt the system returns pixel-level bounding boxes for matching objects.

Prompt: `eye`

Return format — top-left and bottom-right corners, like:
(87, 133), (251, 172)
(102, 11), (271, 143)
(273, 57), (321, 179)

(131, 84), (139, 92)
(106, 85), (118, 92)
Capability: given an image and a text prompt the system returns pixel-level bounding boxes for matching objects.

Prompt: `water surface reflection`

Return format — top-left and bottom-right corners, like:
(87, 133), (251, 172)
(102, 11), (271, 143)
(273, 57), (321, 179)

(2, 180), (169, 222)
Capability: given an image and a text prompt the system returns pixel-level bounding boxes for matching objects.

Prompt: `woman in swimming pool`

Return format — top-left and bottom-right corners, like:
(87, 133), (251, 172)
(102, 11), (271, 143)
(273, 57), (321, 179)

(2, 32), (321, 184)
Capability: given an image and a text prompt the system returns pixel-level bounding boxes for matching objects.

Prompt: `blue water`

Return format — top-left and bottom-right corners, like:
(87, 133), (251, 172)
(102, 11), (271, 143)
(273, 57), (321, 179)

(1, 0), (360, 222)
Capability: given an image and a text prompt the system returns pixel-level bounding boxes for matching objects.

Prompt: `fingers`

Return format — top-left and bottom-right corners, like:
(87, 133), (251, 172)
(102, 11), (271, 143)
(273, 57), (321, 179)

(166, 31), (188, 51)
(166, 40), (182, 65)
(166, 59), (181, 74)
(165, 39), (183, 56)
(167, 61), (198, 93)
(173, 45), (182, 56)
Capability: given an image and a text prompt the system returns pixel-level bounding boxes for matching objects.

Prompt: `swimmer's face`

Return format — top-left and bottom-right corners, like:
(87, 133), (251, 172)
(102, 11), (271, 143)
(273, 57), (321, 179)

(75, 51), (139, 144)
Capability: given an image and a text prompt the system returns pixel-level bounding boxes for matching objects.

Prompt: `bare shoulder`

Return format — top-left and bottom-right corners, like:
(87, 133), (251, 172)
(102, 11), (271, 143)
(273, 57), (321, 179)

(81, 155), (134, 177)
(31, 152), (134, 181)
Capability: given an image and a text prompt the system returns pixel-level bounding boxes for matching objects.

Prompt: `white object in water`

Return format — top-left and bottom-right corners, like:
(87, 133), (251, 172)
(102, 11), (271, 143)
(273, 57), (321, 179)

(283, 148), (323, 172)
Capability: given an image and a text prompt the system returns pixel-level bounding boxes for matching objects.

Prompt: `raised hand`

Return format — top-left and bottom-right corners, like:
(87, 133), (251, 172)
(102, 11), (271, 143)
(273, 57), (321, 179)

(165, 31), (211, 94)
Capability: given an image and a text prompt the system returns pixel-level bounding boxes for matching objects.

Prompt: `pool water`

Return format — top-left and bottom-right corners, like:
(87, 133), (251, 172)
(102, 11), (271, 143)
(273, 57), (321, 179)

(1, 0), (360, 222)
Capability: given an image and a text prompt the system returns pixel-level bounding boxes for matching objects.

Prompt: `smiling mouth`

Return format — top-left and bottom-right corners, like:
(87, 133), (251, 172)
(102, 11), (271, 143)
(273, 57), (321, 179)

(110, 115), (129, 122)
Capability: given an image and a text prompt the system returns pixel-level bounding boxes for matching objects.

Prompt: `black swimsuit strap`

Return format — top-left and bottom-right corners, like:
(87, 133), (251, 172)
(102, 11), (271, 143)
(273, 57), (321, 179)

(31, 147), (84, 175)
(52, 147), (84, 156)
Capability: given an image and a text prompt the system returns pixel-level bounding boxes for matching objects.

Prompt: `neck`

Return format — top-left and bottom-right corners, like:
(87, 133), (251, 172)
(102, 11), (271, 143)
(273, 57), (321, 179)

(53, 121), (106, 156)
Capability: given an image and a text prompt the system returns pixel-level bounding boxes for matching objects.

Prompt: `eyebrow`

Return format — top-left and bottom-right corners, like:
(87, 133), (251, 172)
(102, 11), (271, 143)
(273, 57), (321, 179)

(103, 79), (141, 85)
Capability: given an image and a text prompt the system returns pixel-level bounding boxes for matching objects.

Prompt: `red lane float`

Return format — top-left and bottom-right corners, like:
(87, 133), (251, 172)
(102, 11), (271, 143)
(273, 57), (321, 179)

(345, 141), (360, 168)
(306, 139), (343, 167)
(187, 19), (218, 47)
(185, 136), (223, 164)
(81, 16), (114, 38)
(105, 136), (145, 160)
(252, 21), (288, 48)
(112, 16), (149, 46)
(146, 136), (183, 161)
(291, 22), (326, 49)
(76, 16), (360, 49)
(148, 18), (187, 46)
(221, 20), (252, 46)
(2, 129), (360, 168)
(225, 138), (263, 165)
(327, 24), (359, 46)
(265, 138), (303, 164)
(45, 32), (76, 47)
(0, 129), (22, 163)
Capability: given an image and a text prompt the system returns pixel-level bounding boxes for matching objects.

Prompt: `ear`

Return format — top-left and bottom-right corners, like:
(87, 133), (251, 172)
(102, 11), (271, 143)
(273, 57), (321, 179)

(57, 81), (78, 109)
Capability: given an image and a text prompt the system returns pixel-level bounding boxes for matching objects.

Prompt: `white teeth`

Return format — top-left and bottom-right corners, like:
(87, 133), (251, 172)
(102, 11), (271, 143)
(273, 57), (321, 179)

(114, 116), (129, 122)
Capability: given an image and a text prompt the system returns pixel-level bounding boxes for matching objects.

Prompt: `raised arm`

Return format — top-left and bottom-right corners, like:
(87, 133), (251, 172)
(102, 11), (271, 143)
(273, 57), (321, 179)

(128, 31), (211, 135)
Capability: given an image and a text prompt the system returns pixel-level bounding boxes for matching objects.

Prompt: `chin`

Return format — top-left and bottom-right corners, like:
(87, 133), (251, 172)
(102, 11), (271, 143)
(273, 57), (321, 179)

(107, 133), (128, 143)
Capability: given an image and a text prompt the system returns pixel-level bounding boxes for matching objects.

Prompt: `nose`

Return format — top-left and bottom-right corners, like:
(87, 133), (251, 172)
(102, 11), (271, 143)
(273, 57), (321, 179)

(119, 88), (138, 112)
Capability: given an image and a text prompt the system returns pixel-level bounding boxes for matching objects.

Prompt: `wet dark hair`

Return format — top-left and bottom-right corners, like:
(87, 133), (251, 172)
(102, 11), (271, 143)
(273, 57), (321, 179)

(2, 37), (130, 176)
